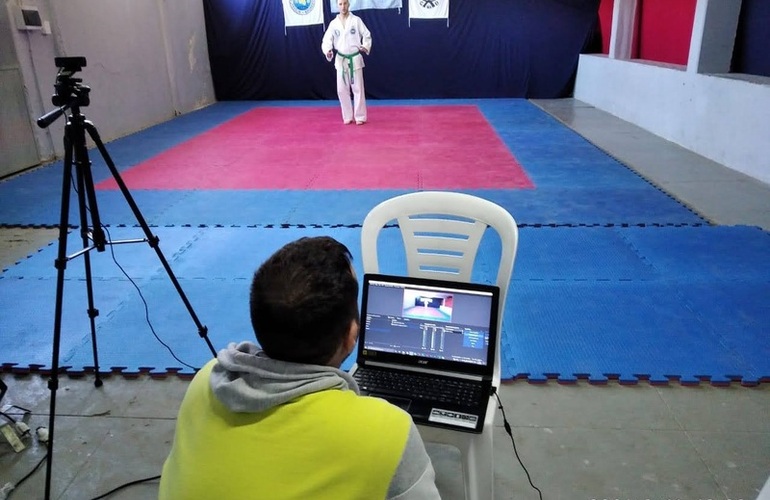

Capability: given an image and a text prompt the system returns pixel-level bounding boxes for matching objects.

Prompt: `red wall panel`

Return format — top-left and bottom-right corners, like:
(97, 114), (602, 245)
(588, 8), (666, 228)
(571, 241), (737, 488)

(598, 0), (614, 54)
(638, 0), (697, 65)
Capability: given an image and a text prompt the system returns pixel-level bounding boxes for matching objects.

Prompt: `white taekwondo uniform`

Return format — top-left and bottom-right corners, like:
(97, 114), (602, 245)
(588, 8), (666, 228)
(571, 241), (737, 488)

(321, 13), (372, 124)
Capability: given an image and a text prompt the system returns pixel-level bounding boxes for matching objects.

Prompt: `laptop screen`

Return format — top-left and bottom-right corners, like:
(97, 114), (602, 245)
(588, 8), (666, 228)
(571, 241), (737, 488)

(359, 274), (499, 374)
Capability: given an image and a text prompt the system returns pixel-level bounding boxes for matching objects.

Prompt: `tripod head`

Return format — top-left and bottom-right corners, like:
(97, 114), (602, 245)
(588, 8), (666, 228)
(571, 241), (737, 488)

(37, 56), (91, 129)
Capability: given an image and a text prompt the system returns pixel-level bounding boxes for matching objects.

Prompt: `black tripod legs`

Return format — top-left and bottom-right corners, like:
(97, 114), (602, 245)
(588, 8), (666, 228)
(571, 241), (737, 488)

(43, 114), (215, 499)
(86, 121), (217, 356)
(44, 125), (75, 500)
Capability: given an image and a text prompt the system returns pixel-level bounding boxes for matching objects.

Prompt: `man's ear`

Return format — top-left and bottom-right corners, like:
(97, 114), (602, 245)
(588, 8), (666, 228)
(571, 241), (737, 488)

(344, 318), (359, 353)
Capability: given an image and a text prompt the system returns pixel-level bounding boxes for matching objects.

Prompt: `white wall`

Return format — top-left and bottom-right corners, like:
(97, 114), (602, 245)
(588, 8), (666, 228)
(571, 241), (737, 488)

(0, 3), (41, 176)
(7, 0), (215, 164)
(574, 0), (770, 186)
(6, 0), (59, 163)
(574, 56), (770, 185)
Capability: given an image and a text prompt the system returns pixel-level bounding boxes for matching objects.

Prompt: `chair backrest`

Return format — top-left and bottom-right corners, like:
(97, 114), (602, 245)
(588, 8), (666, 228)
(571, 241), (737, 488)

(361, 191), (518, 386)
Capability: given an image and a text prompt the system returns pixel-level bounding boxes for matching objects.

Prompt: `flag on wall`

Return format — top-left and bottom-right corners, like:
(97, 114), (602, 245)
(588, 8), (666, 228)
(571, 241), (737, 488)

(283, 0), (324, 28)
(330, 0), (402, 13)
(409, 0), (448, 22)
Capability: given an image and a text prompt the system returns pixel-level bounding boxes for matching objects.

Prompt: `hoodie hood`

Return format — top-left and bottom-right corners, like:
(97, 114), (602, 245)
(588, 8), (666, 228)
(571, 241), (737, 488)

(209, 341), (359, 413)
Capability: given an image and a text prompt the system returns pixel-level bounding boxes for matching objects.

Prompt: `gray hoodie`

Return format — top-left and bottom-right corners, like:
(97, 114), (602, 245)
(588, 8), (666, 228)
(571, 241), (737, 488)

(210, 341), (442, 499)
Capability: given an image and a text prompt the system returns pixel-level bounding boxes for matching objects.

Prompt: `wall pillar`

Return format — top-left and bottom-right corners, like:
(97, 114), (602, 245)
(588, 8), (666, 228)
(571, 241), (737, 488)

(687, 0), (742, 73)
(608, 0), (637, 60)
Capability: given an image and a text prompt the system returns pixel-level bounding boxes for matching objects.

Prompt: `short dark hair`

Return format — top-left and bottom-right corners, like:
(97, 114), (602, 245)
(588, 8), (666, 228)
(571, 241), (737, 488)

(249, 236), (359, 365)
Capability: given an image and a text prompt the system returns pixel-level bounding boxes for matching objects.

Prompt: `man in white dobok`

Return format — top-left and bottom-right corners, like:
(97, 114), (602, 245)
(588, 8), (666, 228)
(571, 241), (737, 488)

(322, 0), (372, 125)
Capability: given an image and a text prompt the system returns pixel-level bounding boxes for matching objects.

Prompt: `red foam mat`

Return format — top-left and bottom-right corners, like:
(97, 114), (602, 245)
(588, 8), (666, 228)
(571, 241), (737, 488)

(97, 105), (533, 190)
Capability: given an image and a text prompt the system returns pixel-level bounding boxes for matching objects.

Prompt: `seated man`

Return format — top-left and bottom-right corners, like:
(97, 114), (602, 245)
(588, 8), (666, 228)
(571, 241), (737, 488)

(159, 236), (441, 499)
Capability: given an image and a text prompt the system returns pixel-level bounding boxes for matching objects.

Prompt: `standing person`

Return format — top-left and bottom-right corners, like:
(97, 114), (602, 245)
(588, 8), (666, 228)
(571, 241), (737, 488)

(158, 236), (441, 500)
(321, 0), (372, 125)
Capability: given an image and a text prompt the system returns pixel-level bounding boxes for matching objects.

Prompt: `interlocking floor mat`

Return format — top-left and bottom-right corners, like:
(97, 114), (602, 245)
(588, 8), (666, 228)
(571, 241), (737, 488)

(2, 225), (767, 385)
(4, 99), (762, 385)
(0, 100), (704, 228)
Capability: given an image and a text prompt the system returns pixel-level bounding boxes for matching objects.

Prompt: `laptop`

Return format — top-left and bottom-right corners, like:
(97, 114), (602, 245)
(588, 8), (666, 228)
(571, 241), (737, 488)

(350, 273), (500, 433)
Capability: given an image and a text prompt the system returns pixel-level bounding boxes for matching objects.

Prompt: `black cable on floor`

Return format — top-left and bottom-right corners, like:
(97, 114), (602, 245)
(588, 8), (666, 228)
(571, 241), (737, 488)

(89, 474), (161, 500)
(0, 411), (17, 427)
(5, 455), (47, 498)
(71, 178), (199, 372)
(102, 224), (197, 371)
(492, 387), (543, 500)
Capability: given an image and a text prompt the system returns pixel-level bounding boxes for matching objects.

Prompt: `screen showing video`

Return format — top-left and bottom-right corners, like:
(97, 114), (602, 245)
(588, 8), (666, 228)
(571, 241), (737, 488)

(362, 279), (493, 365)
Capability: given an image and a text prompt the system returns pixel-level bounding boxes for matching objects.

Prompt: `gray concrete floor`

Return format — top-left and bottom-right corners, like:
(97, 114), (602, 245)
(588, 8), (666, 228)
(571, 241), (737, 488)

(2, 99), (769, 499)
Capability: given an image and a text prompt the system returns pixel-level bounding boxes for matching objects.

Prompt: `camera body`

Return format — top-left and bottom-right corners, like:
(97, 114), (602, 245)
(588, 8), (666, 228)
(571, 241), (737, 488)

(55, 56), (86, 74)
(51, 56), (90, 108)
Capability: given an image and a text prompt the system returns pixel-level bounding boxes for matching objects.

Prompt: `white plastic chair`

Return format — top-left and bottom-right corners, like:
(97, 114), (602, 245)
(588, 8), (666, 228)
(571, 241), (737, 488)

(359, 191), (519, 500)
(757, 474), (770, 500)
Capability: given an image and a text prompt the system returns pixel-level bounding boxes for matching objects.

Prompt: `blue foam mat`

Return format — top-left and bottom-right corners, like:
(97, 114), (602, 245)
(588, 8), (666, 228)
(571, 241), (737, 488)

(2, 225), (768, 384)
(62, 278), (252, 374)
(0, 100), (705, 227)
(1, 226), (207, 278)
(0, 99), (759, 383)
(618, 225), (770, 281)
(502, 280), (765, 384)
(0, 186), (704, 228)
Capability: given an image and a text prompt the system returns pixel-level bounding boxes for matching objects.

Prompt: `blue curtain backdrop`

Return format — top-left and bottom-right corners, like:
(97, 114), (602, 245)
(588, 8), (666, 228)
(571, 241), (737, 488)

(203, 0), (602, 100)
(732, 0), (770, 78)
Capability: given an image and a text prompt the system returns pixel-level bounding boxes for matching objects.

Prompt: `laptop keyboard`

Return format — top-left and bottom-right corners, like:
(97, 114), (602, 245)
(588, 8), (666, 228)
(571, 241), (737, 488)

(353, 367), (485, 407)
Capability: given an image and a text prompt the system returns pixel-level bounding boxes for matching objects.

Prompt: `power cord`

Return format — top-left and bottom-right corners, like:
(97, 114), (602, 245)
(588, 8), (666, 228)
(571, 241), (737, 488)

(0, 402), (160, 499)
(2, 435), (159, 500)
(89, 474), (160, 500)
(492, 387), (543, 500)
(0, 405), (31, 416)
(101, 224), (197, 371)
(68, 175), (198, 370)
(0, 411), (20, 428)
(2, 454), (47, 499)
(29, 176), (193, 499)
(1, 405), (47, 500)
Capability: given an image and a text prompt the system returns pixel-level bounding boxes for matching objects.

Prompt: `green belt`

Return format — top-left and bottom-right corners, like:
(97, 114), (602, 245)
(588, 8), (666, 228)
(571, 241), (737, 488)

(338, 51), (360, 84)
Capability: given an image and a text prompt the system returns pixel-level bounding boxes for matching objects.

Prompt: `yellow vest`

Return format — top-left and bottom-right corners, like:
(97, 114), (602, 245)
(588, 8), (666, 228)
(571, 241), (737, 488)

(159, 360), (412, 499)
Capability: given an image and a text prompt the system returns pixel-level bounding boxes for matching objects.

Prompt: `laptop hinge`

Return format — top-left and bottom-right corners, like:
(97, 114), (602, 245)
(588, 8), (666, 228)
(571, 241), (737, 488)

(361, 360), (486, 382)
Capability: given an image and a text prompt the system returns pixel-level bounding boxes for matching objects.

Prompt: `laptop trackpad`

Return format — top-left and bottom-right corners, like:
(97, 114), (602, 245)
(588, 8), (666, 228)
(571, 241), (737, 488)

(371, 393), (412, 411)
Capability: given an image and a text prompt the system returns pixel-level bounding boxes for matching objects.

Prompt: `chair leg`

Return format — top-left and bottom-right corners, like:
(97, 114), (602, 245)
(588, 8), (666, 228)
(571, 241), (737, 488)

(462, 429), (494, 500)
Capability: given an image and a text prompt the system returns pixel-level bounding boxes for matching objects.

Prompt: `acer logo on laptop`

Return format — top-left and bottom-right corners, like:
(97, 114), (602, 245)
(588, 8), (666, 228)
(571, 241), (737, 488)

(418, 360), (428, 364)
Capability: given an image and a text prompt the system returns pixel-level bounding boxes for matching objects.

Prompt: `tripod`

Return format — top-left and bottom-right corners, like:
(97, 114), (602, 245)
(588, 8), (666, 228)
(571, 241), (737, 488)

(36, 57), (216, 499)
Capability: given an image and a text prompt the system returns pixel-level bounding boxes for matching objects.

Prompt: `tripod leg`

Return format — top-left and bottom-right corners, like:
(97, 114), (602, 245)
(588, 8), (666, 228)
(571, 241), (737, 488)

(45, 129), (76, 500)
(76, 132), (106, 252)
(71, 139), (104, 387)
(85, 121), (217, 357)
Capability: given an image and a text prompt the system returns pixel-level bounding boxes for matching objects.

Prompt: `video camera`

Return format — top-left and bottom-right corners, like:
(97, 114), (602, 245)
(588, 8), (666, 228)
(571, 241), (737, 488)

(51, 56), (90, 108)
(37, 56), (90, 129)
